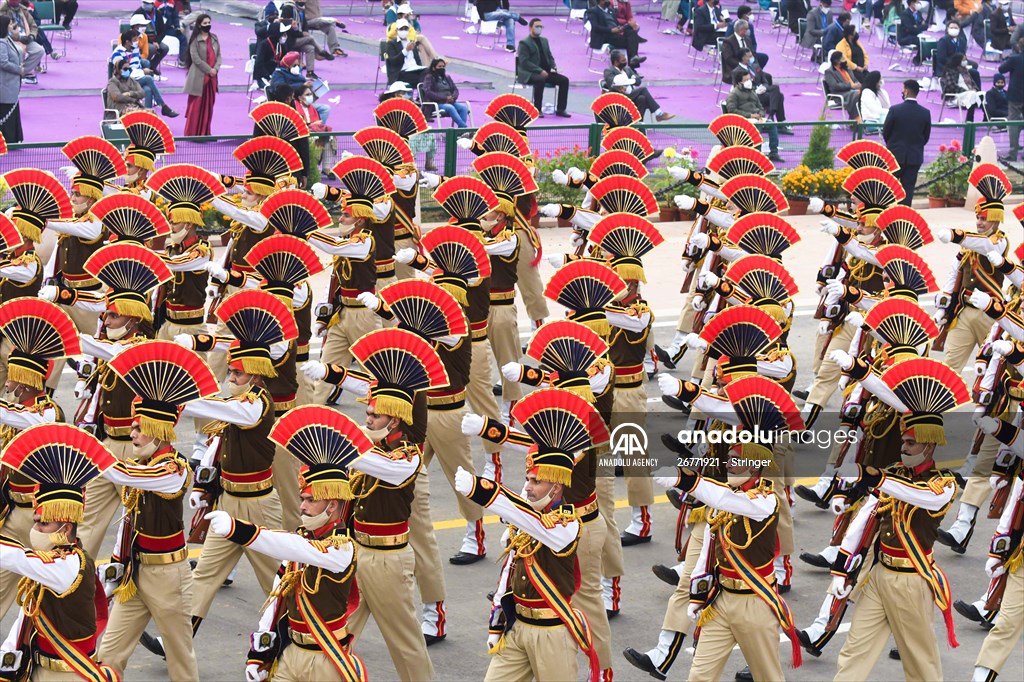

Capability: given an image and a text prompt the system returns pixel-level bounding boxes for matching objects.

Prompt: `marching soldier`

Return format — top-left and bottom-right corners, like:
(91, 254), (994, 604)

(57, 242), (170, 557)
(0, 215), (40, 388)
(95, 341), (219, 681)
(831, 357), (969, 681)
(0, 299), (78, 619)
(205, 407), (370, 682)
(454, 388), (607, 682)
(0, 423), (120, 682)
(119, 111), (176, 196)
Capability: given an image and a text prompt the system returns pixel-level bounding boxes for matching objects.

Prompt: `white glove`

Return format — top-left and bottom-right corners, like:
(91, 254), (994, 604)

(684, 332), (708, 351)
(137, 188), (152, 201)
(487, 633), (500, 650)
(687, 603), (702, 623)
(697, 271), (719, 290)
(311, 182), (327, 200)
(933, 309), (947, 326)
(205, 510), (232, 537)
(985, 556), (1006, 579)
(393, 172), (417, 192)
(845, 311), (864, 328)
(975, 416), (1001, 435)
(551, 169), (569, 185)
(314, 321), (326, 338)
(830, 349), (854, 371)
(339, 150), (354, 162)
(991, 339), (1013, 357)
(173, 333), (196, 349)
(937, 229), (952, 244)
(372, 200), (392, 221)
(692, 296), (706, 312)
(456, 136), (473, 150)
(819, 219), (840, 236)
(38, 285), (58, 302)
(825, 278), (846, 302)
(570, 231), (585, 249)
(356, 291), (380, 310)
(969, 290), (993, 310)
(461, 413), (485, 436)
(73, 379), (92, 401)
(990, 474), (1009, 491)
(818, 320), (832, 336)
(830, 496), (850, 515)
(755, 83), (767, 95)
(501, 362), (522, 382)
(690, 232), (709, 250)
(454, 466), (475, 495)
(245, 663), (268, 682)
(828, 575), (852, 599)
(59, 165), (78, 181)
(206, 261), (228, 283)
(188, 491), (207, 510)
(674, 194), (696, 211)
(658, 373), (683, 397)
(539, 203), (560, 218)
(301, 361), (327, 382)
(987, 249), (1005, 267)
(567, 167), (586, 183)
(654, 475), (678, 489)
(205, 284), (220, 300)
(546, 255), (564, 268)
(667, 165), (692, 182)
(394, 247), (417, 264)
(808, 196), (825, 214)
(419, 172), (441, 189)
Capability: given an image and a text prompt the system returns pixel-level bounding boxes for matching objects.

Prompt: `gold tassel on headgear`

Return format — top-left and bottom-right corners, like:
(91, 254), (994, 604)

(107, 291), (154, 322)
(11, 210), (43, 243)
(73, 176), (104, 201)
(7, 350), (47, 390)
(134, 399), (179, 443)
(976, 198), (1004, 224)
(168, 200), (203, 226)
(229, 344), (278, 378)
(127, 147), (156, 172)
(611, 256), (646, 284)
(857, 205), (881, 228)
(34, 486), (85, 524)
(902, 413), (946, 446)
(300, 465), (353, 501)
(369, 384), (415, 426)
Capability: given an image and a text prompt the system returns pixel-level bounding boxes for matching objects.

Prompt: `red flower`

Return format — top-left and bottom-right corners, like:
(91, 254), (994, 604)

(958, 155), (967, 163)
(950, 139), (961, 151)
(938, 144), (947, 152)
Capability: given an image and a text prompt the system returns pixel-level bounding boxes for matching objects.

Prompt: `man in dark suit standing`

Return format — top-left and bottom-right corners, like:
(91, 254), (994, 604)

(516, 18), (570, 117)
(883, 79), (931, 205)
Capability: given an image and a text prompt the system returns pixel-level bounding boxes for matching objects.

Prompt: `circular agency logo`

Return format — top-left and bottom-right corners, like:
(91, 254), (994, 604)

(610, 422), (649, 459)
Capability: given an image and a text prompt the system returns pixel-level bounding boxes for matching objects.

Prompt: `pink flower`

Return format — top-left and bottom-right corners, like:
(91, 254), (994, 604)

(958, 155), (967, 163)
(950, 140), (961, 151)
(938, 144), (947, 152)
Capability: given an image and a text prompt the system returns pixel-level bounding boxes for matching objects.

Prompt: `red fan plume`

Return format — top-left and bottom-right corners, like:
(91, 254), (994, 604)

(544, 259), (626, 306)
(90, 193), (172, 238)
(836, 140), (900, 172)
(722, 375), (805, 432)
(84, 242), (172, 284)
(0, 131), (6, 156)
(350, 327), (450, 390)
(107, 340), (220, 401)
(431, 176), (500, 221)
(484, 94), (539, 129)
(270, 405), (375, 458)
(591, 92), (642, 127)
(245, 233), (325, 282)
(726, 213), (801, 256)
(0, 214), (24, 253)
(863, 297), (940, 340)
(145, 163), (226, 201)
(353, 126), (416, 168)
(233, 136), (303, 173)
(875, 205), (934, 249)
(526, 319), (609, 363)
(250, 101), (310, 139)
(588, 150), (648, 180)
(720, 174), (789, 214)
(969, 163), (1011, 200)
(699, 304), (783, 354)
(420, 224), (492, 279)
(0, 298), (82, 357)
(842, 167), (906, 204)
(589, 176), (658, 216)
(1013, 202), (1024, 224)
(373, 97), (430, 138)
(61, 135), (128, 178)
(708, 114), (763, 147)
(471, 122), (532, 158)
(377, 278), (470, 339)
(121, 111), (176, 155)
(588, 212), (664, 253)
(511, 387), (611, 448)
(600, 127), (655, 159)
(880, 357), (971, 408)
(724, 254), (799, 298)
(706, 146), (775, 178)
(258, 188), (333, 235)
(215, 289), (299, 342)
(2, 423), (118, 478)
(1016, 242), (1024, 263)
(471, 152), (539, 196)
(331, 156), (398, 196)
(2, 168), (74, 219)
(875, 244), (938, 293)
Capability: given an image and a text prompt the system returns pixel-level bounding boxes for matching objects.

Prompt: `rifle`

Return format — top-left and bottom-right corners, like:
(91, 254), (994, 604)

(152, 283), (167, 333)
(679, 215), (709, 294)
(827, 500), (880, 630)
(985, 485), (1024, 612)
(973, 331), (1011, 516)
(933, 263), (966, 352)
(188, 434), (223, 545)
(815, 242), (848, 362)
(205, 236), (234, 325)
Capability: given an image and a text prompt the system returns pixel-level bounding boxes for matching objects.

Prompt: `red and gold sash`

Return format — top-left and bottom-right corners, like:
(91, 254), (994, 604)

(294, 588), (366, 681)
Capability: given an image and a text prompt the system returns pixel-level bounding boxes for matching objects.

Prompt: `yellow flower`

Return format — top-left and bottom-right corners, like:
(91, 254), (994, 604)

(663, 147), (677, 159)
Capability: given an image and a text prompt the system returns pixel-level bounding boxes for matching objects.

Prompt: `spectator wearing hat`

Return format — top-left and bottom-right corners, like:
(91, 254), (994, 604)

(254, 20), (285, 88)
(270, 51), (308, 90)
(603, 50), (673, 121)
(517, 18), (570, 116)
(421, 57), (470, 127)
(987, 72), (1009, 118)
(385, 7), (439, 64)
(0, 0), (44, 85)
(384, 0), (419, 28)
(128, 14), (163, 76)
(386, 19), (427, 87)
(477, 0), (529, 53)
(111, 30), (179, 117)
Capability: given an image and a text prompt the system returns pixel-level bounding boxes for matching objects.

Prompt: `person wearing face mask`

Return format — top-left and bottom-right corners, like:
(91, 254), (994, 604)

(988, 73), (1010, 118)
(92, 343), (216, 682)
(280, 4), (327, 81)
(421, 58), (470, 128)
(139, 290), (293, 653)
(110, 29), (179, 118)
(119, 110), (175, 197)
(934, 19), (976, 78)
(0, 298), (74, 621)
(0, 15), (23, 142)
(801, 0), (831, 53)
(829, 358), (968, 681)
(202, 408), (367, 682)
(269, 50), (309, 92)
(897, 0), (928, 49)
(385, 6), (439, 63)
(385, 18), (426, 88)
(253, 20), (285, 88)
(106, 57), (147, 115)
(725, 68), (783, 161)
(183, 13), (220, 136)
(604, 53), (675, 121)
(454, 387), (605, 682)
(823, 49), (863, 120)
(516, 19), (571, 116)
(991, 0), (1013, 50)
(836, 23), (868, 81)
(0, 423), (120, 682)
(736, 48), (790, 131)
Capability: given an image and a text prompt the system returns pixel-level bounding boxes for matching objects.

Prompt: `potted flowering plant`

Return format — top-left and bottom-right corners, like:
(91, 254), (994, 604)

(646, 146), (700, 222)
(924, 139), (970, 208)
(532, 143), (595, 225)
(815, 166), (854, 210)
(780, 165), (817, 214)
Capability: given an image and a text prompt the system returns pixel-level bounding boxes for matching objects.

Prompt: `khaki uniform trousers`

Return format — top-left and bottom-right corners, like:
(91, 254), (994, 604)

(834, 565), (943, 682)
(422, 406), (485, 525)
(347, 545), (435, 682)
(806, 323), (856, 407)
(975, 563), (1023, 676)
(595, 474), (625, 579)
(488, 304), (523, 403)
(272, 446), (302, 531)
(962, 401), (1019, 508)
(0, 506), (33, 619)
(408, 466), (447, 604)
(613, 385), (654, 508)
(515, 235), (549, 322)
(688, 589), (786, 682)
(663, 518), (707, 633)
(311, 306), (381, 404)
(98, 560), (199, 682)
(468, 340), (502, 458)
(31, 669), (78, 682)
(48, 304), (101, 391)
(191, 490), (283, 619)
(676, 287), (708, 379)
(78, 439), (133, 558)
(274, 642), (346, 682)
(575, 517), (613, 669)
(395, 259), (417, 281)
(484, 621), (580, 682)
(766, 442), (795, 557)
(944, 306), (997, 376)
